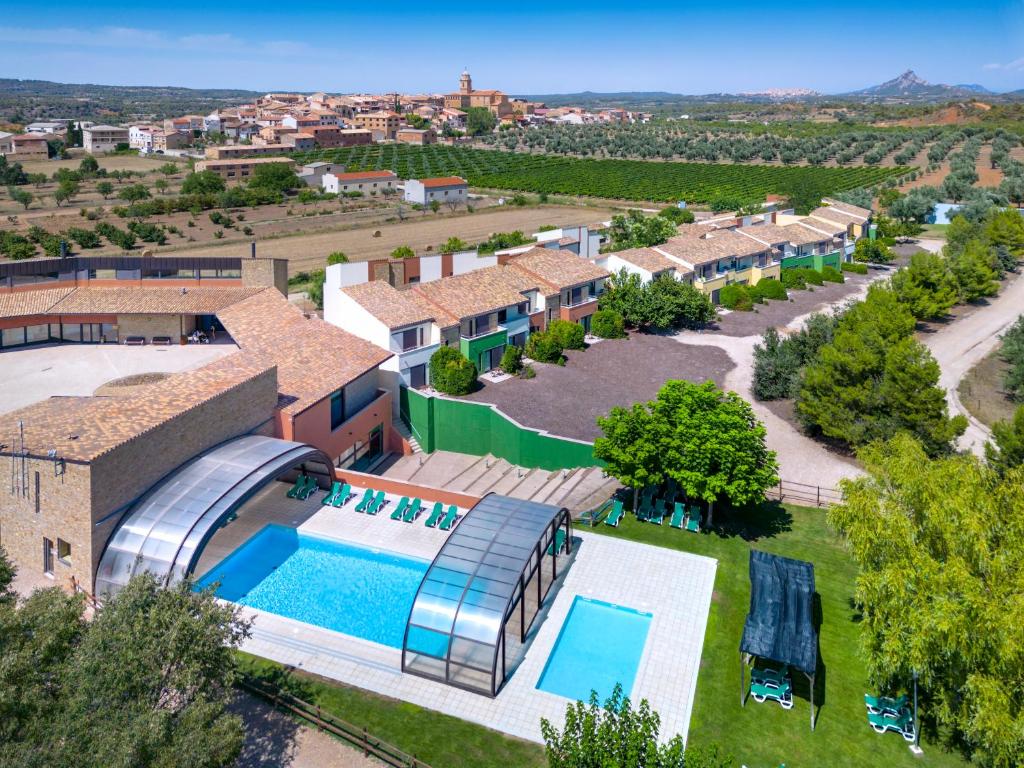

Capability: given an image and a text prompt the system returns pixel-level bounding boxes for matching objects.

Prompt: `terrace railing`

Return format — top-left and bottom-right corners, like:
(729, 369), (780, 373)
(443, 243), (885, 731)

(238, 675), (434, 768)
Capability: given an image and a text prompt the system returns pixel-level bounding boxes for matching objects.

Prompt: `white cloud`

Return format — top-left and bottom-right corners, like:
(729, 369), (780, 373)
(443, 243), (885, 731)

(983, 57), (1024, 72)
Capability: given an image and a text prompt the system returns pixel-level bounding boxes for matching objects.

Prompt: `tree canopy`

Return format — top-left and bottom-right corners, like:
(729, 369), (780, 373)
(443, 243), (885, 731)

(608, 209), (678, 249)
(830, 435), (1024, 768)
(598, 269), (715, 332)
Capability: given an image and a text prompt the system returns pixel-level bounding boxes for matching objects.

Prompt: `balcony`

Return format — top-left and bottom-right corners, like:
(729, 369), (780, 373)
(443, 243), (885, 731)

(460, 323), (506, 341)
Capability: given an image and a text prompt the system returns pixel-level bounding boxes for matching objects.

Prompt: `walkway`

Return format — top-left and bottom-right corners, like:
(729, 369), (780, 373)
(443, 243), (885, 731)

(921, 271), (1024, 455)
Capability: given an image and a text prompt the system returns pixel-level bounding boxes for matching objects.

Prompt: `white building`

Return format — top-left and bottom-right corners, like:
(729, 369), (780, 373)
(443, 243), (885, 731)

(297, 162), (346, 188)
(403, 176), (468, 206)
(322, 170), (398, 196)
(83, 125), (130, 154)
(129, 125), (156, 150)
(204, 112), (223, 134)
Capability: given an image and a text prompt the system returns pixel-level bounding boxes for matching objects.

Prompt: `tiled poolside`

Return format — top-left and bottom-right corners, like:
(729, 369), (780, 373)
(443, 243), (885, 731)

(219, 493), (717, 744)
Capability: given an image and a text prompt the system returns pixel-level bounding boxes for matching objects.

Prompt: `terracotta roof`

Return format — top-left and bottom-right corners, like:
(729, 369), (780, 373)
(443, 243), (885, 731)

(655, 230), (766, 267)
(328, 170), (397, 181)
(216, 290), (392, 417)
(12, 134), (48, 142)
(0, 287), (76, 318)
(797, 218), (846, 238)
(737, 223), (825, 248)
(809, 207), (861, 227)
(342, 280), (450, 329)
(46, 286), (267, 316)
(412, 265), (531, 321)
(609, 247), (680, 274)
(418, 176), (467, 188)
(0, 354), (273, 461)
(820, 198), (871, 220)
(507, 247), (609, 292)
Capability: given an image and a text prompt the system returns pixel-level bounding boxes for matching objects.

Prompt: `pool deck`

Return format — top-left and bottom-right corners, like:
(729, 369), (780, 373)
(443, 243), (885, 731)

(234, 499), (717, 745)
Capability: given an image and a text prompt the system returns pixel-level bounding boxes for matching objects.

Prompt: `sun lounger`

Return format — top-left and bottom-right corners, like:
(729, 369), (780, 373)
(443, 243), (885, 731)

(439, 505), (459, 530)
(604, 500), (625, 527)
(636, 494), (653, 522)
(354, 488), (375, 513)
(686, 505), (701, 532)
(547, 529), (567, 555)
(322, 481), (343, 506)
(366, 490), (386, 515)
(295, 475), (318, 500)
(403, 497), (422, 523)
(867, 710), (915, 741)
(750, 678), (793, 709)
(286, 476), (305, 499)
(864, 694), (909, 716)
(649, 499), (666, 525)
(670, 502), (686, 529)
(331, 483), (351, 508)
(752, 666), (789, 685)
(424, 501), (444, 527)
(391, 497), (410, 520)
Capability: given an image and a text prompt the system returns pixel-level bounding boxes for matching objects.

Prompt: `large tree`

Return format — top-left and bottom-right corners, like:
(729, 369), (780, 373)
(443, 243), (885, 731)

(986, 404), (1024, 476)
(465, 107), (497, 136)
(181, 169), (226, 195)
(890, 251), (959, 320)
(830, 435), (1024, 768)
(594, 402), (665, 510)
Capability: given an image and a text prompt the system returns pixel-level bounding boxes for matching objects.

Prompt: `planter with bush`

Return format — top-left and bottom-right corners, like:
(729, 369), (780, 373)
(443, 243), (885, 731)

(841, 261), (869, 274)
(428, 346), (478, 395)
(498, 344), (523, 375)
(820, 265), (845, 283)
(749, 278), (788, 302)
(719, 283), (754, 311)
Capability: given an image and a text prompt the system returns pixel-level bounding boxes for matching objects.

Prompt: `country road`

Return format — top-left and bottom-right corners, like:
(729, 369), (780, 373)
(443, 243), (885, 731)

(922, 271), (1024, 455)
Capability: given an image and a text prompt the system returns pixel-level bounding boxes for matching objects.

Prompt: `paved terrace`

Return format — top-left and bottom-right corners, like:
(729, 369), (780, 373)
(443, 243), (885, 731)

(225, 493), (716, 745)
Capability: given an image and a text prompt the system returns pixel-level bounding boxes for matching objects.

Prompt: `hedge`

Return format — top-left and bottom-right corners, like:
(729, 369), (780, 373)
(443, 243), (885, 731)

(841, 261), (869, 274)
(821, 265), (845, 283)
(429, 346), (478, 395)
(750, 278), (788, 301)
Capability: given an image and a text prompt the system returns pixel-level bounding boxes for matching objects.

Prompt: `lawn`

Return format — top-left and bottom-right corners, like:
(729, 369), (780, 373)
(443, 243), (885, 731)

(235, 652), (546, 768)
(595, 503), (968, 768)
(919, 223), (950, 239)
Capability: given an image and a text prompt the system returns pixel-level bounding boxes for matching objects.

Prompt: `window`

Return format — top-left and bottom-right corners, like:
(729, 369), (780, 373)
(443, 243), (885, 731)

(409, 363), (426, 389)
(400, 327), (422, 351)
(517, 301), (529, 316)
(57, 539), (71, 565)
(497, 308), (507, 324)
(330, 390), (345, 430)
(42, 538), (54, 576)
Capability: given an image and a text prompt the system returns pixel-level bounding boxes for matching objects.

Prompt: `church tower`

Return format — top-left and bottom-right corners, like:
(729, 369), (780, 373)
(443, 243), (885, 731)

(459, 69), (472, 95)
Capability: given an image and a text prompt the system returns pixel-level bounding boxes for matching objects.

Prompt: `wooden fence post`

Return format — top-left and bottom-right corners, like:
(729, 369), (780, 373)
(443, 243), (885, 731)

(363, 727), (369, 757)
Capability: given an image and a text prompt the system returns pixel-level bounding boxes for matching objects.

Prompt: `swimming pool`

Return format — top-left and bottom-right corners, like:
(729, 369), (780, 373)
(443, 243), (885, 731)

(195, 525), (428, 647)
(536, 596), (652, 703)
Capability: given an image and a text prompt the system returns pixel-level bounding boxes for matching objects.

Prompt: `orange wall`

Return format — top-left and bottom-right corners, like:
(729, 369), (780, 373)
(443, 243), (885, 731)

(283, 389), (393, 464)
(1, 279), (244, 295)
(560, 298), (599, 323)
(334, 468), (482, 509)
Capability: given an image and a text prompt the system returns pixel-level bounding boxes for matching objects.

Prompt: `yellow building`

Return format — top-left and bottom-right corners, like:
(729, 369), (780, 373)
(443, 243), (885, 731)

(443, 70), (513, 117)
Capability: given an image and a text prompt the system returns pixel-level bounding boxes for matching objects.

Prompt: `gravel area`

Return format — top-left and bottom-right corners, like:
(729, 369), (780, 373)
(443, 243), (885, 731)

(463, 333), (734, 442)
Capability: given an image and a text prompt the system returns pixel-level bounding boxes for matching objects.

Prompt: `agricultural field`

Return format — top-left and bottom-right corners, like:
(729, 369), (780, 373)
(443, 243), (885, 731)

(291, 144), (909, 208)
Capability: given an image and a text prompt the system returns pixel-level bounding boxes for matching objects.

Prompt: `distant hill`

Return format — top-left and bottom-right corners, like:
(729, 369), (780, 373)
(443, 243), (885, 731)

(955, 83), (994, 94)
(841, 70), (985, 101)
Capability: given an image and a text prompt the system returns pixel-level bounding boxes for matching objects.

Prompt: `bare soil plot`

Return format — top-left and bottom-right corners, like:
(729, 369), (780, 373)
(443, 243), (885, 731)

(158, 204), (617, 273)
(16, 150), (186, 176)
(462, 333), (734, 442)
(957, 349), (1017, 428)
(975, 144), (1003, 187)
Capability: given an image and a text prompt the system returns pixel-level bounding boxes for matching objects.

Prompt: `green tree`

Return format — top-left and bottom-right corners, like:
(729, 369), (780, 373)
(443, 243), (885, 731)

(429, 346), (477, 395)
(591, 309), (625, 339)
(652, 380), (778, 526)
(153, 178), (169, 195)
(247, 162), (300, 193)
(306, 268), (325, 310)
(440, 236), (468, 254)
(429, 199), (441, 214)
(999, 316), (1024, 399)
(27, 172), (47, 188)
(499, 344), (523, 374)
(95, 180), (114, 199)
(853, 237), (894, 264)
(998, 173), (1024, 208)
(181, 170), (227, 195)
(890, 251), (958, 320)
(390, 245), (415, 259)
(326, 251), (348, 265)
(608, 209), (678, 249)
(8, 186), (33, 210)
(117, 183), (151, 202)
(985, 404), (1024, 476)
(524, 329), (564, 364)
(983, 208), (1024, 262)
(752, 327), (803, 400)
(657, 205), (695, 224)
(465, 107), (497, 136)
(541, 685), (707, 768)
(829, 435), (1024, 768)
(547, 319), (586, 351)
(948, 239), (999, 302)
(78, 155), (99, 176)
(595, 402), (664, 510)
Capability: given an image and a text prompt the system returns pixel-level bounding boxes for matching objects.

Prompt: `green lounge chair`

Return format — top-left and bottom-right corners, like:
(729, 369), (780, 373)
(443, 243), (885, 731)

(670, 502), (686, 529)
(354, 488), (375, 513)
(604, 500), (625, 527)
(867, 710), (915, 741)
(649, 499), (666, 525)
(295, 475), (318, 500)
(864, 694), (909, 716)
(286, 475), (306, 498)
(636, 494), (652, 522)
(403, 497), (422, 522)
(439, 505), (459, 531)
(686, 505), (701, 532)
(424, 501), (444, 528)
(750, 679), (793, 709)
(331, 483), (351, 508)
(547, 529), (567, 555)
(366, 490), (386, 515)
(322, 480), (343, 506)
(391, 496), (410, 520)
(752, 666), (788, 685)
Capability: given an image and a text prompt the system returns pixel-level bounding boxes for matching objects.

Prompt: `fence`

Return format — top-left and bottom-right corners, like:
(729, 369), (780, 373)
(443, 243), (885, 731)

(769, 479), (842, 509)
(238, 675), (433, 768)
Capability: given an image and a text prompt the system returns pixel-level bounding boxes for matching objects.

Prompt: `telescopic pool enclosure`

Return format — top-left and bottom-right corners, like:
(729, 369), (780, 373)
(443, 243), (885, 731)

(402, 494), (573, 697)
(94, 435), (333, 598)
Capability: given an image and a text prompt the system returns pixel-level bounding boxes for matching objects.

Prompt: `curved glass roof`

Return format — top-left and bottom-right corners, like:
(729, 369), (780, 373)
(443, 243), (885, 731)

(402, 494), (572, 696)
(94, 435), (332, 598)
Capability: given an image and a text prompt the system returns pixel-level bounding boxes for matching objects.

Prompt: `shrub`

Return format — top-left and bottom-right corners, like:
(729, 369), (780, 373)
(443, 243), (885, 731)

(390, 245), (415, 259)
(547, 319), (586, 351)
(127, 221), (166, 244)
(820, 265), (845, 283)
(750, 278), (787, 302)
(525, 330), (564, 364)
(64, 227), (101, 249)
(803, 268), (825, 286)
(591, 309), (625, 339)
(842, 261), (869, 274)
(429, 346), (477, 395)
(781, 269), (808, 290)
(519, 364), (536, 379)
(719, 283), (754, 311)
(499, 344), (523, 375)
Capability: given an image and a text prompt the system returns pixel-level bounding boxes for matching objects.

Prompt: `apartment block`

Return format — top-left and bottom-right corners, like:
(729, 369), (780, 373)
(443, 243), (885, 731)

(194, 156), (297, 181)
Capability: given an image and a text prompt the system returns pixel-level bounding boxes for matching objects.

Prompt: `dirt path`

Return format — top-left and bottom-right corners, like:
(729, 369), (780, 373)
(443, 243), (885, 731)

(161, 204), (616, 273)
(921, 271), (1024, 455)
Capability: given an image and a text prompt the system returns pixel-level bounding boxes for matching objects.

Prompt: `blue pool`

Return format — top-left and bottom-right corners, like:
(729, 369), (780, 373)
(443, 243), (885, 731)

(537, 596), (652, 702)
(195, 525), (428, 647)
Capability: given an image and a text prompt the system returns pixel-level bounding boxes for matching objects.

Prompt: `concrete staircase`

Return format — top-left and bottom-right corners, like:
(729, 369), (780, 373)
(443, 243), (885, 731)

(391, 419), (422, 454)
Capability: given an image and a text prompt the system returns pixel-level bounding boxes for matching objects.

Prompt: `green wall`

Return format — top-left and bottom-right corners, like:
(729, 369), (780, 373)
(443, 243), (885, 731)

(781, 250), (841, 272)
(460, 328), (507, 371)
(399, 387), (600, 471)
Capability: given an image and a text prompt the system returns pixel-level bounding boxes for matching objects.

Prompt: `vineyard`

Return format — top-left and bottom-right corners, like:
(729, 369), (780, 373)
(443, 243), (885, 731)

(289, 144), (908, 206)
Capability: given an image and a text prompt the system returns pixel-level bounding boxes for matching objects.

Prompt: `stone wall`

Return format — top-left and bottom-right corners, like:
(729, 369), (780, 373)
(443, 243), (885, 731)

(241, 258), (288, 295)
(115, 313), (193, 341)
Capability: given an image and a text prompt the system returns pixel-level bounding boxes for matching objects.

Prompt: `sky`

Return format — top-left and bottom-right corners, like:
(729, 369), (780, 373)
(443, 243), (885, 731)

(0, 0), (1023, 94)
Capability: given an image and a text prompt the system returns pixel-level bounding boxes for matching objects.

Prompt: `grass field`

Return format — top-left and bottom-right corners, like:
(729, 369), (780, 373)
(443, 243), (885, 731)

(288, 144), (910, 205)
(596, 504), (967, 768)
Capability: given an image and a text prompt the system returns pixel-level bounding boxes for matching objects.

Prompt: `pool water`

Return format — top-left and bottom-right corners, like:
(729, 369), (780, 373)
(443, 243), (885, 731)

(195, 525), (428, 647)
(537, 596), (652, 702)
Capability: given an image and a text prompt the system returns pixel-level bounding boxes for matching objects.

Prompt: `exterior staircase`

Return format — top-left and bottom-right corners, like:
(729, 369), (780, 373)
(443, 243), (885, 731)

(392, 419), (422, 454)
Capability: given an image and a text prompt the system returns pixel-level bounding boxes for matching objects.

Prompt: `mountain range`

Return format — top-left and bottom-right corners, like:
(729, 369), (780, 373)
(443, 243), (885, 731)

(839, 70), (998, 100)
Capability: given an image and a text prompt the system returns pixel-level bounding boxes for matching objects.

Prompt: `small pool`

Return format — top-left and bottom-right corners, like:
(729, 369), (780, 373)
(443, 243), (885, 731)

(537, 596), (652, 702)
(195, 525), (428, 647)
